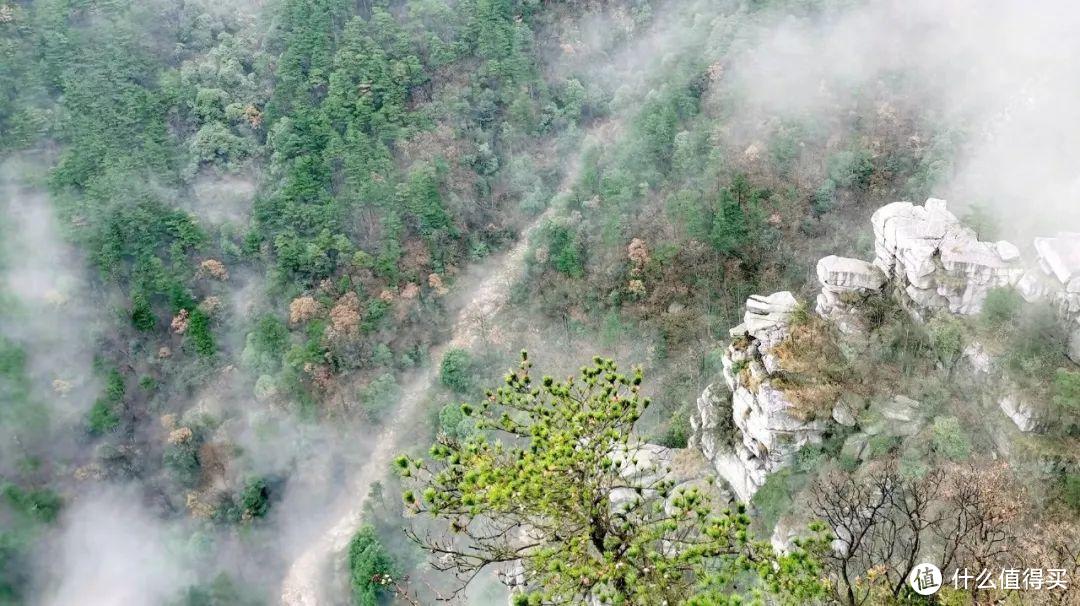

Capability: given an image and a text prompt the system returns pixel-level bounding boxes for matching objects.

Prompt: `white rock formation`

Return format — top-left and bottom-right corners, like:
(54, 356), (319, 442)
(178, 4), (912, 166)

(999, 395), (1045, 433)
(815, 255), (886, 333)
(694, 292), (828, 501)
(732, 291), (799, 341)
(871, 199), (1025, 317)
(692, 198), (1080, 509)
(852, 198), (1080, 360)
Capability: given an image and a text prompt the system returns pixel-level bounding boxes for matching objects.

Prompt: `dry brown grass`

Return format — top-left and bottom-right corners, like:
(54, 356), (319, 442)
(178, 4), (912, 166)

(771, 313), (853, 420)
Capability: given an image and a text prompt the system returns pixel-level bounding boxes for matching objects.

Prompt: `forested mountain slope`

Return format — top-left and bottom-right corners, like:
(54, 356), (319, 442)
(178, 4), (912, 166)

(1, 0), (1079, 605)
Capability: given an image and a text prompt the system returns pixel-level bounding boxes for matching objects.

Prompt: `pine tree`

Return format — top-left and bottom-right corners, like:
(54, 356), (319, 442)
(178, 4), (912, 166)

(398, 352), (828, 604)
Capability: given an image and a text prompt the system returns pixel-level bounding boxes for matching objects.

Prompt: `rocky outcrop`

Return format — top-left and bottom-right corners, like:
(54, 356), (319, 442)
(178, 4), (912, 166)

(871, 198), (1025, 318)
(693, 292), (829, 501)
(734, 291), (799, 341)
(998, 395), (1045, 433)
(692, 197), (1080, 505)
(870, 199), (1080, 360)
(815, 255), (886, 333)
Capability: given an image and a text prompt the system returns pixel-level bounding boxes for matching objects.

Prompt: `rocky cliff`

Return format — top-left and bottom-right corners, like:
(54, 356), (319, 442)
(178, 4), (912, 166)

(692, 198), (1080, 501)
(690, 292), (829, 501)
(868, 199), (1080, 359)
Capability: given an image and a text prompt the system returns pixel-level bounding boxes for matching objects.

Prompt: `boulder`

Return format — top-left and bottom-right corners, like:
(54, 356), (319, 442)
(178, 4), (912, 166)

(815, 256), (885, 333)
(999, 395), (1044, 433)
(743, 291), (798, 340)
(873, 395), (921, 423)
(963, 341), (992, 374)
(1034, 235), (1080, 284)
(831, 394), (860, 427)
(816, 255), (886, 290)
(840, 433), (869, 462)
(861, 396), (925, 437)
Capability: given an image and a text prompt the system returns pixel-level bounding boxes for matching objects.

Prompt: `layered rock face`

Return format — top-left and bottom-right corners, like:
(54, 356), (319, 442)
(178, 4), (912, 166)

(870, 198), (1024, 317)
(815, 255), (885, 334)
(869, 199), (1080, 358)
(691, 292), (828, 501)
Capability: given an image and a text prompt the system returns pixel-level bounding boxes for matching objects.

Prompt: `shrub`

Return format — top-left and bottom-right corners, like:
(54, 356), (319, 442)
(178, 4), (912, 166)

(927, 314), (965, 373)
(750, 467), (798, 533)
(1063, 474), (1080, 512)
(826, 149), (874, 189)
(359, 373), (401, 421)
(1053, 369), (1080, 413)
(88, 369), (125, 434)
(164, 440), (201, 488)
(171, 573), (260, 606)
(131, 294), (156, 331)
(1001, 303), (1066, 383)
(656, 412), (690, 448)
(439, 349), (474, 394)
(931, 416), (971, 461)
(2, 484), (62, 524)
(865, 435), (902, 459)
(186, 309), (216, 356)
(812, 179), (836, 215)
(239, 477), (271, 520)
(438, 403), (476, 440)
(87, 400), (121, 434)
(980, 287), (1023, 329)
(348, 525), (395, 606)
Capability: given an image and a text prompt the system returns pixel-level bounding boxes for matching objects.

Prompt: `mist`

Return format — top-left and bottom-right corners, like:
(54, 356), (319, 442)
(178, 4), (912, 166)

(4, 0), (1080, 604)
(722, 0), (1080, 235)
(36, 487), (190, 606)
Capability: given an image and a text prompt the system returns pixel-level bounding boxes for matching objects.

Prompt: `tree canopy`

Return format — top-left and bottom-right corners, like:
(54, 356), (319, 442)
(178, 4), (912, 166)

(398, 352), (828, 604)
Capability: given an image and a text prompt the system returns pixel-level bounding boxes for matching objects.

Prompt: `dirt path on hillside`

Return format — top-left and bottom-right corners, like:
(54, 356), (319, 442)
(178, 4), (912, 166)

(279, 177), (572, 606)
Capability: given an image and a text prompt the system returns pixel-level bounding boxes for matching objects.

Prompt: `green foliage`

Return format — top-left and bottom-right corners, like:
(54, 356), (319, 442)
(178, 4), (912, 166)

(164, 439), (201, 488)
(359, 373), (401, 421)
(401, 353), (826, 603)
(537, 220), (585, 278)
(347, 525), (395, 606)
(0, 337), (46, 437)
(980, 287), (1024, 329)
(750, 466), (810, 533)
(999, 302), (1067, 385)
(1062, 474), (1080, 513)
(186, 309), (216, 357)
(239, 477), (272, 520)
(865, 434), (903, 459)
(2, 484), (62, 524)
(87, 400), (121, 435)
(131, 294), (157, 331)
(927, 314), (965, 373)
(437, 403), (476, 440)
(812, 179), (836, 215)
(1053, 369), (1080, 413)
(665, 175), (771, 260)
(439, 348), (475, 394)
(243, 316), (289, 373)
(171, 573), (262, 606)
(88, 369), (126, 435)
(826, 148), (874, 190)
(930, 416), (971, 461)
(656, 410), (690, 448)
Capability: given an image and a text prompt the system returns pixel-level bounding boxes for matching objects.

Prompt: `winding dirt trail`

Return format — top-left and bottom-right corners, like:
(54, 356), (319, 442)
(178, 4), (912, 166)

(279, 113), (621, 605)
(279, 204), (559, 606)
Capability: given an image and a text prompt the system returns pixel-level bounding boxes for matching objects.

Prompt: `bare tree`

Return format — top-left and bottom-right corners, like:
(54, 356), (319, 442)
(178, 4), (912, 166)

(810, 460), (944, 606)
